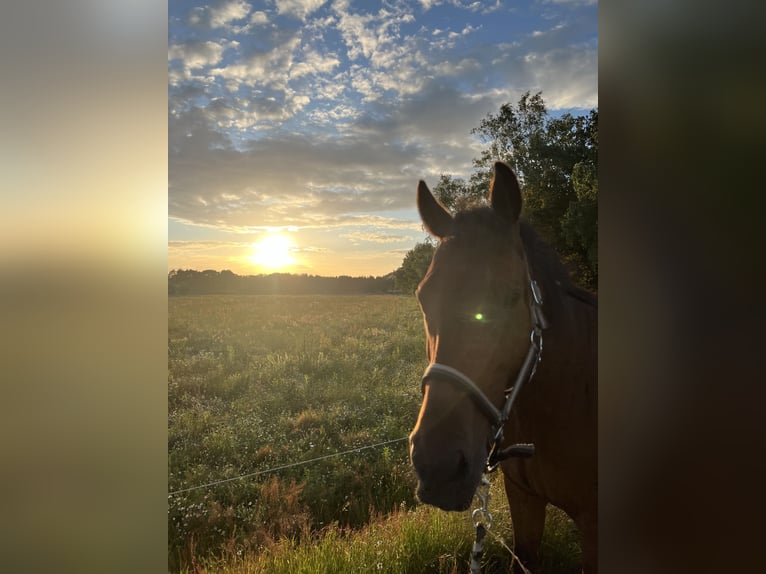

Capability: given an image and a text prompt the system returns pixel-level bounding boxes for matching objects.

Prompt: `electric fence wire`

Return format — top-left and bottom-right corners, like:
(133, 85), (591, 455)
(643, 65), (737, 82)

(168, 436), (409, 497)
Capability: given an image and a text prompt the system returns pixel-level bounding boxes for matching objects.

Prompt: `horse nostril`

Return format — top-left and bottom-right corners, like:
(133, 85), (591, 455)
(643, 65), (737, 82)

(411, 440), (471, 483)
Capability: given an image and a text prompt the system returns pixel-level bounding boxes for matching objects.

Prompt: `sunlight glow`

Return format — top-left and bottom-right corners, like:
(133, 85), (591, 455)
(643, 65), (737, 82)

(249, 234), (296, 269)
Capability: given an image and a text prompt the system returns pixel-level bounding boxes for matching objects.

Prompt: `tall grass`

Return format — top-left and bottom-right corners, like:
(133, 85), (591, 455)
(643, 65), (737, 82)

(168, 295), (581, 573)
(180, 485), (581, 574)
(169, 295), (426, 569)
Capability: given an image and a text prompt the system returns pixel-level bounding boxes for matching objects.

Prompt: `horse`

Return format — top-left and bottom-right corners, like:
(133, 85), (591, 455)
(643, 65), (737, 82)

(408, 162), (597, 573)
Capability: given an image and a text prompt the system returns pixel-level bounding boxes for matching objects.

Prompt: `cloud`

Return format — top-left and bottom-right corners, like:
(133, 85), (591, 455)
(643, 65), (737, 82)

(210, 35), (301, 89)
(169, 240), (246, 250)
(333, 1), (379, 61)
(250, 11), (269, 25)
(188, 0), (252, 30)
(171, 1), (596, 141)
(524, 47), (598, 108)
(474, 0), (502, 13)
(169, 0), (597, 274)
(418, 0), (500, 12)
(289, 48), (341, 79)
(276, 0), (328, 20)
(168, 134), (428, 230)
(168, 118), (431, 230)
(168, 41), (226, 70)
(209, 0), (251, 28)
(340, 231), (412, 244)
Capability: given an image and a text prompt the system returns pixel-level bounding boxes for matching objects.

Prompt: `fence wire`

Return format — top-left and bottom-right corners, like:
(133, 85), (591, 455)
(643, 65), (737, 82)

(168, 436), (409, 496)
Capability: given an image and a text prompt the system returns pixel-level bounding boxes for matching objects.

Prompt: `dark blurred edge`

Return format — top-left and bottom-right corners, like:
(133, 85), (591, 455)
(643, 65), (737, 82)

(600, 1), (765, 572)
(0, 2), (167, 573)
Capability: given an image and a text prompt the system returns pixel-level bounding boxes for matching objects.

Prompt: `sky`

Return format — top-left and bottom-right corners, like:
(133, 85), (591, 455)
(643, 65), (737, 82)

(168, 0), (597, 277)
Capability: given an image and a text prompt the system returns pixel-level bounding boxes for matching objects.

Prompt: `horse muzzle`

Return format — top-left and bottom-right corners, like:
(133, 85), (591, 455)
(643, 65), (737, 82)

(409, 429), (486, 512)
(415, 478), (477, 512)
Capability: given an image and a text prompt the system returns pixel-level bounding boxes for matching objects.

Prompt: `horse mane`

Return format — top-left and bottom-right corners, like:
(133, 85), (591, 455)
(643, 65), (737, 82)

(449, 206), (595, 305)
(520, 222), (597, 306)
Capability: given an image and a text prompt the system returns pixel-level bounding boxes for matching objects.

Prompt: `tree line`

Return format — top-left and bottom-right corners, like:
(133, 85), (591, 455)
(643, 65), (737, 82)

(168, 268), (395, 296)
(394, 92), (597, 293)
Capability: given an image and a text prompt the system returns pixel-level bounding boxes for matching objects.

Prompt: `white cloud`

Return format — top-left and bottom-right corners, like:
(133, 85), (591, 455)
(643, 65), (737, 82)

(333, 3), (378, 61)
(419, 0), (500, 12)
(521, 47), (598, 109)
(168, 120), (437, 231)
(276, 0), (327, 20)
(475, 0), (502, 13)
(169, 0), (597, 274)
(340, 231), (410, 244)
(250, 11), (269, 25)
(209, 0), (251, 28)
(290, 49), (341, 79)
(186, 0), (252, 30)
(169, 240), (246, 250)
(168, 41), (226, 70)
(210, 36), (301, 90)
(329, 3), (439, 102)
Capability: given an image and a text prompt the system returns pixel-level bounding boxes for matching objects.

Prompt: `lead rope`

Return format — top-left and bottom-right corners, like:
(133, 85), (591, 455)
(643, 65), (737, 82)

(470, 475), (532, 574)
(470, 476), (492, 574)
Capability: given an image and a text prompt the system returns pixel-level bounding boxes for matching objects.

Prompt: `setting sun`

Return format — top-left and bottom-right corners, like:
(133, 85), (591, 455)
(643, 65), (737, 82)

(249, 234), (296, 270)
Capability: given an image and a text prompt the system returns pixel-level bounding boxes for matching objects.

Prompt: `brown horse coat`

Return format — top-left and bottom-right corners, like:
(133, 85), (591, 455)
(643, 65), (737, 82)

(409, 162), (597, 573)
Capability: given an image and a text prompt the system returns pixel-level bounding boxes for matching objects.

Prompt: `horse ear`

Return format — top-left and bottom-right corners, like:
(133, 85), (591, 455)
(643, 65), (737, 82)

(417, 180), (453, 239)
(489, 161), (522, 223)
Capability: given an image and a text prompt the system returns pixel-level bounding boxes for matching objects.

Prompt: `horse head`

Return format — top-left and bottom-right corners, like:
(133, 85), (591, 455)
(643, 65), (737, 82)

(409, 162), (536, 511)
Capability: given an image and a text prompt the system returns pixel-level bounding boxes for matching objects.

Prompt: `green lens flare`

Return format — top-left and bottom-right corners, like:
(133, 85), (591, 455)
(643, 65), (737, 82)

(474, 313), (484, 321)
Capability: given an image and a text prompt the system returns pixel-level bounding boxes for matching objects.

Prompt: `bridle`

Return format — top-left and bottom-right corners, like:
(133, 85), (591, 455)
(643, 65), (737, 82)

(420, 274), (548, 473)
(417, 263), (550, 574)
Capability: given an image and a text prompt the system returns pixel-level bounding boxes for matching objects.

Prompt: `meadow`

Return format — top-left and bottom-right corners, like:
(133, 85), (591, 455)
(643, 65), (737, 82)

(168, 294), (581, 573)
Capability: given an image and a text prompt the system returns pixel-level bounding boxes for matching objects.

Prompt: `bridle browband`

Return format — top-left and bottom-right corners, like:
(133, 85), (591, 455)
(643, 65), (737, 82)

(420, 273), (548, 472)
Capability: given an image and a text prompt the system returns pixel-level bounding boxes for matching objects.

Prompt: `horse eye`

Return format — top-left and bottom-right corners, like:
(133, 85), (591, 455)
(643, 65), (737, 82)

(473, 312), (485, 321)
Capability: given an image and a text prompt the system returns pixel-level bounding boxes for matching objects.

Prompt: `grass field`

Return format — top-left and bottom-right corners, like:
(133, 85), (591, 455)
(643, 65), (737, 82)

(168, 294), (581, 573)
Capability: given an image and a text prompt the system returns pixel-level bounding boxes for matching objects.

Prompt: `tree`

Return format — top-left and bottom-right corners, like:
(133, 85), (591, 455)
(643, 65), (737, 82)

(393, 242), (435, 293)
(561, 157), (598, 287)
(394, 93), (598, 291)
(471, 93), (598, 289)
(432, 174), (485, 212)
(472, 91), (548, 187)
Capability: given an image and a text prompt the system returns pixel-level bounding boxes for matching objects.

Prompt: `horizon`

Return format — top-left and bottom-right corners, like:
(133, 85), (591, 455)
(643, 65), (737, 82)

(168, 0), (597, 277)
(168, 266), (398, 279)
